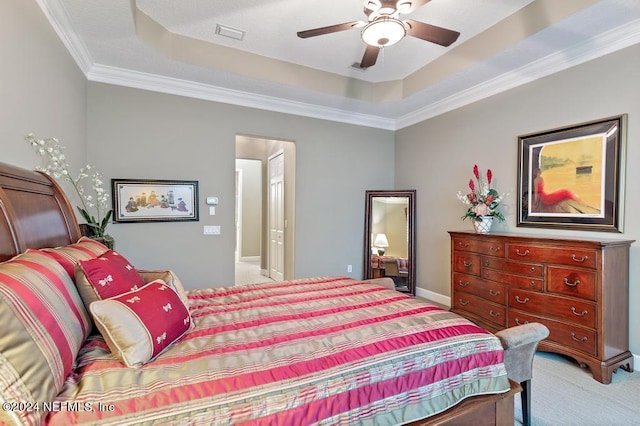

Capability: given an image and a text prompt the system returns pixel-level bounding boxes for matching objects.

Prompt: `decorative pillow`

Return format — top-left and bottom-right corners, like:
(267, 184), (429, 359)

(0, 250), (90, 425)
(138, 269), (189, 307)
(75, 250), (146, 308)
(42, 236), (110, 278)
(89, 279), (192, 367)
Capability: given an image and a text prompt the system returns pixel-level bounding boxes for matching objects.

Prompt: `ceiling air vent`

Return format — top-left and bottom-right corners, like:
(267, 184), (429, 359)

(216, 24), (245, 41)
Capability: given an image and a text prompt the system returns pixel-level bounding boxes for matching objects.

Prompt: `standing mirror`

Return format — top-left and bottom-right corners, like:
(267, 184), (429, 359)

(363, 190), (416, 295)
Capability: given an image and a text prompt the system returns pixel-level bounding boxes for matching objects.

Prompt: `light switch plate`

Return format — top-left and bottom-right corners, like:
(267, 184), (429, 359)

(203, 225), (221, 235)
(206, 197), (219, 205)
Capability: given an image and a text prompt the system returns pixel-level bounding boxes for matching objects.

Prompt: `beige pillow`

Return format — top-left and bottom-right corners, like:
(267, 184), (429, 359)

(138, 269), (189, 306)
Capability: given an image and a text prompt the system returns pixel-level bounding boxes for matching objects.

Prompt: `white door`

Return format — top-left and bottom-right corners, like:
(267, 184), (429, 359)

(269, 152), (285, 281)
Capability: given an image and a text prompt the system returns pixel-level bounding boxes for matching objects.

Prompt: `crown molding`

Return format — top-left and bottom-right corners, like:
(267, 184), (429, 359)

(39, 0), (639, 131)
(86, 65), (397, 130)
(396, 18), (640, 129)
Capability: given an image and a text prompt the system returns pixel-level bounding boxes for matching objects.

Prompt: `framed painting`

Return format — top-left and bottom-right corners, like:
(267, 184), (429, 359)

(112, 179), (199, 223)
(517, 114), (627, 232)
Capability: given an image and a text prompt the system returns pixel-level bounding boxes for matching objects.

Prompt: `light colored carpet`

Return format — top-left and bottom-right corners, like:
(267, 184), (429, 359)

(514, 352), (639, 425)
(235, 260), (273, 285)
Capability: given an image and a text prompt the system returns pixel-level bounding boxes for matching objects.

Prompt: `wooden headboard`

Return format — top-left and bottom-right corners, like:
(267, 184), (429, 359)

(0, 161), (80, 262)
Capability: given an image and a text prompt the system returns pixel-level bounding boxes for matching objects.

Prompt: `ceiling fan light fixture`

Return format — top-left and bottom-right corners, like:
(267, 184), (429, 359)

(361, 17), (406, 47)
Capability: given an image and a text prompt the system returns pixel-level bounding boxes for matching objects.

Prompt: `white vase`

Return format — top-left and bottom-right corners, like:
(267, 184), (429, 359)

(472, 216), (493, 234)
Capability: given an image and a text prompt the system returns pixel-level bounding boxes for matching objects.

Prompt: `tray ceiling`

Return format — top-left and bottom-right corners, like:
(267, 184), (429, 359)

(40, 0), (640, 129)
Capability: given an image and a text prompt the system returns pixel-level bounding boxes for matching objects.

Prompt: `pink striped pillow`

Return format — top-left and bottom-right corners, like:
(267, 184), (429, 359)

(90, 279), (192, 367)
(43, 236), (110, 278)
(0, 250), (90, 425)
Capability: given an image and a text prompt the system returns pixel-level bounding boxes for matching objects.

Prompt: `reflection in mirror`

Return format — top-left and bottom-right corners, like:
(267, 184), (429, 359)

(363, 190), (416, 295)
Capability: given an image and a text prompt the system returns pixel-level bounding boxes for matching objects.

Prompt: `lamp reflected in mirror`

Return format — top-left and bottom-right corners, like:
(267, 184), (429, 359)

(373, 233), (389, 255)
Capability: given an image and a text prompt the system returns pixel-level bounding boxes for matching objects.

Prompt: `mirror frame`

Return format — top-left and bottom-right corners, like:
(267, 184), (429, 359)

(363, 190), (416, 295)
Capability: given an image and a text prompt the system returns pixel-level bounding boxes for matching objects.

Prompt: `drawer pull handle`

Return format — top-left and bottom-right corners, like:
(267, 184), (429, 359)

(458, 242), (470, 248)
(458, 280), (469, 287)
(489, 246), (501, 253)
(483, 260), (490, 267)
(530, 267), (536, 272)
(489, 310), (500, 317)
(563, 278), (581, 287)
(463, 261), (474, 268)
(571, 332), (588, 343)
(515, 296), (529, 304)
(571, 307), (588, 316)
(529, 281), (537, 287)
(459, 299), (469, 306)
(489, 289), (501, 297)
(515, 318), (530, 325)
(571, 254), (588, 263)
(515, 249), (530, 257)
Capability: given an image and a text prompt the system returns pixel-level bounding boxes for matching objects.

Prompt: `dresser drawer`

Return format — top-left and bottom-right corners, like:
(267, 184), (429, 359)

(482, 269), (543, 291)
(453, 252), (481, 276)
(453, 291), (506, 327)
(452, 237), (505, 257)
(547, 267), (596, 300)
(482, 257), (543, 277)
(453, 273), (506, 304)
(508, 244), (597, 269)
(509, 289), (596, 329)
(508, 309), (597, 357)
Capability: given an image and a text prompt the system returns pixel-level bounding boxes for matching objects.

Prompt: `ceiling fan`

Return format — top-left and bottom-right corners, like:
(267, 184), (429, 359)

(297, 0), (460, 68)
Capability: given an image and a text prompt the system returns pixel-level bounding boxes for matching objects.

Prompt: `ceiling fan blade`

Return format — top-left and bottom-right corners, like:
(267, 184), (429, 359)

(297, 21), (364, 38)
(405, 19), (460, 46)
(363, 0), (381, 12)
(396, 0), (431, 14)
(359, 45), (380, 68)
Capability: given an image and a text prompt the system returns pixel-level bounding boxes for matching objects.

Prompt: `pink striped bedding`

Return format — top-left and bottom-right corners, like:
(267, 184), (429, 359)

(46, 277), (509, 425)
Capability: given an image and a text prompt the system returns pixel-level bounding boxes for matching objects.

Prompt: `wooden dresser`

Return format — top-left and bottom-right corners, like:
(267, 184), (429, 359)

(449, 231), (634, 384)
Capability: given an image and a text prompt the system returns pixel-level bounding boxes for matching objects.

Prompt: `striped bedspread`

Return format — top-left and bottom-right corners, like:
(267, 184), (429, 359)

(47, 277), (509, 425)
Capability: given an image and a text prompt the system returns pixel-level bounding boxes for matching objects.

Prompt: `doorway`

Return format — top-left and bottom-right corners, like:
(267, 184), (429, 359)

(235, 135), (295, 285)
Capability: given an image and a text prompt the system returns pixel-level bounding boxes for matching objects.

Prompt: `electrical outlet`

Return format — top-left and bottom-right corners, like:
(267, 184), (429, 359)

(347, 265), (353, 273)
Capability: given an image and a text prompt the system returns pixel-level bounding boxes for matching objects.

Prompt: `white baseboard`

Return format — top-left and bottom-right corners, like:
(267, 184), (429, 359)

(239, 256), (260, 262)
(415, 287), (451, 308)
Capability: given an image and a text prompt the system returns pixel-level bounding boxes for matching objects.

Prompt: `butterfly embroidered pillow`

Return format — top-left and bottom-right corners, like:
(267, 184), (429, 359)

(89, 279), (192, 367)
(75, 250), (146, 310)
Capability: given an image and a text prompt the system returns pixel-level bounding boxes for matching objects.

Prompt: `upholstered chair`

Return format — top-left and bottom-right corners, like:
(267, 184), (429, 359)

(496, 323), (550, 426)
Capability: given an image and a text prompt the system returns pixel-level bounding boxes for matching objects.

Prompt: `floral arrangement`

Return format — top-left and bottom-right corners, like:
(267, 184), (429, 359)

(456, 164), (506, 222)
(25, 133), (112, 239)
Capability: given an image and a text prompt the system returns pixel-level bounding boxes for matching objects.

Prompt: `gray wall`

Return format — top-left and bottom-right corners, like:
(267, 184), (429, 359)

(86, 83), (395, 288)
(1, 0), (86, 179)
(395, 43), (640, 354)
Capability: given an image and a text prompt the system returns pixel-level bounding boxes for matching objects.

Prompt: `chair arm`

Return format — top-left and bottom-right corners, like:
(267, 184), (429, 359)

(495, 323), (549, 384)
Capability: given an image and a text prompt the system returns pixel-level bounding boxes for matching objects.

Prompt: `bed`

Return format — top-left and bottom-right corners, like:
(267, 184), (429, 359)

(0, 161), (519, 425)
